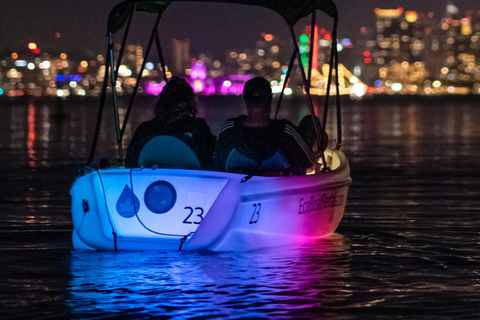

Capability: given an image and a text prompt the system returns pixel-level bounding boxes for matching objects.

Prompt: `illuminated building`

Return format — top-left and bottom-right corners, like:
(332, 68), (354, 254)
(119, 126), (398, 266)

(171, 39), (190, 76)
(436, 12), (480, 94)
(296, 26), (365, 97)
(370, 8), (436, 93)
(224, 33), (289, 82)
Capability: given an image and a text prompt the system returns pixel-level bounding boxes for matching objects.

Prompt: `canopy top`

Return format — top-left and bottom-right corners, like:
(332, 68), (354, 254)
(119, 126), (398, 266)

(108, 0), (338, 34)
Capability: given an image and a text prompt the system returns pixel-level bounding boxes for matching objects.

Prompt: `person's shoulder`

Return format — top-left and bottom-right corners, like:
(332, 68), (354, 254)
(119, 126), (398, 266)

(133, 118), (157, 135)
(218, 116), (244, 135)
(280, 119), (305, 141)
(274, 118), (296, 128)
(269, 118), (298, 133)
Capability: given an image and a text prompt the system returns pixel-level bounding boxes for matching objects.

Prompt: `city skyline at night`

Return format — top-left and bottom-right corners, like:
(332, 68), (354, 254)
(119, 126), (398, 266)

(2, 1), (480, 97)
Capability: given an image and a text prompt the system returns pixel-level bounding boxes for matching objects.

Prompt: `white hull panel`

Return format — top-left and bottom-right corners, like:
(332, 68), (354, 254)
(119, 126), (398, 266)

(71, 150), (351, 251)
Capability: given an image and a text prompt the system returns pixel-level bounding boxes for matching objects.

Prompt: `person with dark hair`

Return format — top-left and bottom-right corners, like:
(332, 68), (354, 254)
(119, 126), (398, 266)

(125, 77), (215, 168)
(213, 77), (315, 175)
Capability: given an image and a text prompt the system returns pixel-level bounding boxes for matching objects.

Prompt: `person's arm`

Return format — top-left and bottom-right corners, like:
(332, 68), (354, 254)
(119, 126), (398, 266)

(124, 123), (149, 168)
(192, 118), (216, 169)
(212, 119), (235, 171)
(282, 121), (315, 170)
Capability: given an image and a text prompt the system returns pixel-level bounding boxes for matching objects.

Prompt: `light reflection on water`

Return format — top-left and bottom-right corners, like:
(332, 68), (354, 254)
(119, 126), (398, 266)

(68, 236), (351, 319)
(0, 96), (479, 319)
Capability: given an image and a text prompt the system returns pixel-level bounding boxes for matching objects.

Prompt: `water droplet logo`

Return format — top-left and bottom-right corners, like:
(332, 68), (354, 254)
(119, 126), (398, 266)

(116, 185), (140, 218)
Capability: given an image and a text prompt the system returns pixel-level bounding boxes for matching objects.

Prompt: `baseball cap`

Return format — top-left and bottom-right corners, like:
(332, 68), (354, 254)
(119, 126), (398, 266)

(243, 77), (272, 101)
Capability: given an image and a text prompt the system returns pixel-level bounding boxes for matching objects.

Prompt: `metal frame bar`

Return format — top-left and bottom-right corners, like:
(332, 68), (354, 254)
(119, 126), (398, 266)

(109, 32), (124, 164)
(114, 5), (136, 82)
(307, 10), (316, 87)
(289, 25), (328, 169)
(154, 33), (168, 81)
(274, 51), (296, 120)
(119, 12), (163, 141)
(86, 39), (113, 165)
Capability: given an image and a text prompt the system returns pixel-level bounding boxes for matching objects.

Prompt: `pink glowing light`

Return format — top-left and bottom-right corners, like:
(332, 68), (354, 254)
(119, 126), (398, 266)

(190, 62), (207, 80)
(145, 81), (166, 95)
(220, 82), (244, 95)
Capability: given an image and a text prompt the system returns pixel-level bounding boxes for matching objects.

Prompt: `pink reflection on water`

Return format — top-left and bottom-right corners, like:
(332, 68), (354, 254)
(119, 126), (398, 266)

(27, 103), (37, 167)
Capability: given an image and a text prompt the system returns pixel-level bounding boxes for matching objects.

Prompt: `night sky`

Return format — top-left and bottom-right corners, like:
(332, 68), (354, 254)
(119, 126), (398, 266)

(2, 0), (480, 58)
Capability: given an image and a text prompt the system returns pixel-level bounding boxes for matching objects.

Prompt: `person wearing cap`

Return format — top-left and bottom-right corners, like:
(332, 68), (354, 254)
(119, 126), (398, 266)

(212, 77), (315, 175)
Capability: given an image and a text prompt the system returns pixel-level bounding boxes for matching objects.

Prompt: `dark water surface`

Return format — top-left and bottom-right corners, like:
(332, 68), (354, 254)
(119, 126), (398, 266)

(0, 96), (479, 319)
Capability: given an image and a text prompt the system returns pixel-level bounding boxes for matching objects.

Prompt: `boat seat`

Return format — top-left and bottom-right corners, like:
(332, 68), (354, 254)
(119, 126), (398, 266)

(138, 135), (202, 169)
(225, 148), (291, 175)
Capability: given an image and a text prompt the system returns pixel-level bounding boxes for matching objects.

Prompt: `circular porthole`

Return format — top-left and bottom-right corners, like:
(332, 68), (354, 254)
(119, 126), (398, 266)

(144, 181), (177, 214)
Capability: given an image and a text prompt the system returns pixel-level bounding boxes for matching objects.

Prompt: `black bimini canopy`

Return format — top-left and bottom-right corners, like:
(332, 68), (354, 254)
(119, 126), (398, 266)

(88, 0), (342, 167)
(107, 0), (338, 34)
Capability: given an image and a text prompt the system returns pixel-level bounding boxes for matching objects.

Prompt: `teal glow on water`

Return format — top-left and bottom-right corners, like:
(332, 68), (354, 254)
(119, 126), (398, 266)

(0, 96), (479, 319)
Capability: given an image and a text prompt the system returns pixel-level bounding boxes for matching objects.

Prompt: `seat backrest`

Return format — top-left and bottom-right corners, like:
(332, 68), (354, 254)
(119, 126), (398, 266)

(138, 136), (202, 169)
(225, 148), (290, 175)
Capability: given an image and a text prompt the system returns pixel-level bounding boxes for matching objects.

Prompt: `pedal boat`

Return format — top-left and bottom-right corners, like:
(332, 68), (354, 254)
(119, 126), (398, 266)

(71, 0), (351, 251)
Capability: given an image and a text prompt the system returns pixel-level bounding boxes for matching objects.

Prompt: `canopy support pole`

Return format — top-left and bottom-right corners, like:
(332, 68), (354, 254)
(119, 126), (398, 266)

(154, 33), (168, 81)
(289, 25), (327, 170)
(274, 51), (295, 120)
(86, 36), (113, 165)
(120, 13), (162, 141)
(322, 20), (338, 147)
(108, 32), (124, 164)
(307, 10), (316, 87)
(333, 23), (342, 149)
(114, 4), (135, 82)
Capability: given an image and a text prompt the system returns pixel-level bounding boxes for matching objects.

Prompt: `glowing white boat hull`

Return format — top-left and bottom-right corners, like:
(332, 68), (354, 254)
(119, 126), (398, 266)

(71, 149), (351, 251)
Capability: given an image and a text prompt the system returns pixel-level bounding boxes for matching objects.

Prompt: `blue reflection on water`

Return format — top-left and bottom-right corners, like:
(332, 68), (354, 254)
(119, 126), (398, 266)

(68, 235), (350, 318)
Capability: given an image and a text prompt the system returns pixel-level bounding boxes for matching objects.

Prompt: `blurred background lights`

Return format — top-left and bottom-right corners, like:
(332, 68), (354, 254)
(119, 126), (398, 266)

(27, 63), (35, 70)
(118, 65), (132, 77)
(299, 34), (309, 44)
(405, 11), (418, 23)
(15, 60), (27, 67)
(264, 34), (273, 41)
(391, 82), (403, 92)
(28, 43), (37, 50)
(60, 53), (67, 60)
(11, 53), (18, 59)
(432, 80), (442, 88)
(145, 62), (154, 70)
(41, 61), (51, 69)
(352, 83), (366, 97)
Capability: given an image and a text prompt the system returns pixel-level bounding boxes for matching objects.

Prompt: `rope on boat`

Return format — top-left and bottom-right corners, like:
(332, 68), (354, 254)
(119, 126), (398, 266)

(96, 168), (120, 251)
(112, 231), (118, 251)
(179, 232), (195, 250)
